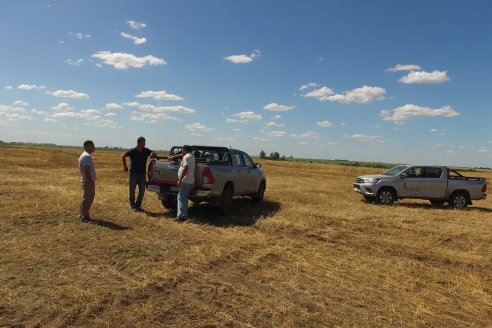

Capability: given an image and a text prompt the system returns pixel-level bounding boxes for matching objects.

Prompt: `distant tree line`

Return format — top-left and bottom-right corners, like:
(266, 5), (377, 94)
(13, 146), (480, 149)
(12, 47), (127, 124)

(259, 150), (286, 161)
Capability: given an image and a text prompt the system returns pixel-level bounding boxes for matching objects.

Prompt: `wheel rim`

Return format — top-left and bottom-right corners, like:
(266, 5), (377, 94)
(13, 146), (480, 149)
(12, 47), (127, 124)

(379, 191), (393, 204)
(453, 195), (466, 209)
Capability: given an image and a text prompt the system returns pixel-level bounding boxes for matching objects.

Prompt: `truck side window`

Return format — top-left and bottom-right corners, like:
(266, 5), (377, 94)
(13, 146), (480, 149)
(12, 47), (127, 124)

(406, 167), (423, 178)
(242, 152), (254, 168)
(425, 167), (442, 178)
(232, 153), (244, 166)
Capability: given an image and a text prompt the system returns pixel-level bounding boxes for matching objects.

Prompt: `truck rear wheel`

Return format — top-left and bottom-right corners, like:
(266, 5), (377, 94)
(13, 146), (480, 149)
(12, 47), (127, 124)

(252, 181), (266, 203)
(376, 188), (396, 205)
(161, 195), (177, 210)
(449, 192), (468, 210)
(218, 183), (234, 215)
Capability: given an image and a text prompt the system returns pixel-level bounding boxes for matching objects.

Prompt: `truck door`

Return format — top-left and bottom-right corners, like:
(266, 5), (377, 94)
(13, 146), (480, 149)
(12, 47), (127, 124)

(241, 151), (261, 193)
(231, 151), (249, 194)
(424, 167), (447, 198)
(398, 167), (426, 198)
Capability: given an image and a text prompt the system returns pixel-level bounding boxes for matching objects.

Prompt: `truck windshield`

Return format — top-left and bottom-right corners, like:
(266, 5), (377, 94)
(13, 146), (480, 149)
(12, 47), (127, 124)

(383, 165), (408, 176)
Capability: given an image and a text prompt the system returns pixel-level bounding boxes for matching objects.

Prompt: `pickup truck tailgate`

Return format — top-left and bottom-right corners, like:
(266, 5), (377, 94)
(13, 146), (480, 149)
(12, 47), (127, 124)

(151, 160), (180, 183)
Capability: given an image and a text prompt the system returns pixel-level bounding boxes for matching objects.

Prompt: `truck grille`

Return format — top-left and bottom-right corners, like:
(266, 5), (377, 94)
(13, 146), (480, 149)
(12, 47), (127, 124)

(355, 178), (364, 183)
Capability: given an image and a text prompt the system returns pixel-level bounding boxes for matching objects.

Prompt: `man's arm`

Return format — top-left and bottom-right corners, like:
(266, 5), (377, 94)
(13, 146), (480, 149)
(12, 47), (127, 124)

(177, 165), (189, 187)
(84, 165), (93, 185)
(121, 153), (129, 172)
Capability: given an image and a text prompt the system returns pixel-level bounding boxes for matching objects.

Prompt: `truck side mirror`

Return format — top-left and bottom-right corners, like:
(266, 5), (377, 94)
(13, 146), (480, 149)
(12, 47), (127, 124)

(255, 163), (262, 168)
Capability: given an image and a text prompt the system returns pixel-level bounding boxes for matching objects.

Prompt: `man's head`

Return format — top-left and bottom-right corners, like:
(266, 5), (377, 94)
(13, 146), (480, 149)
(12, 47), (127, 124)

(182, 145), (192, 154)
(137, 136), (146, 148)
(83, 140), (95, 153)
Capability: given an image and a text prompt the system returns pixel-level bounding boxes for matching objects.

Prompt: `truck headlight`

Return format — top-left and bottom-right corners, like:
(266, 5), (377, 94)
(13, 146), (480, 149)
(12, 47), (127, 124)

(364, 178), (380, 184)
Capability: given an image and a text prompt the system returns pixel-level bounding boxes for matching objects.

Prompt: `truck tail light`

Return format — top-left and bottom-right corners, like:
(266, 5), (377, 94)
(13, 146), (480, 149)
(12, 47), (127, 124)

(148, 161), (154, 181)
(482, 183), (487, 193)
(202, 167), (214, 185)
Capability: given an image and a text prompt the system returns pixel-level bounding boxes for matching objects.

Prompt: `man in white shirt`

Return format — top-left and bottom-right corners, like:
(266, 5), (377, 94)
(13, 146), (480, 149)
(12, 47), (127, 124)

(176, 145), (195, 220)
(78, 140), (96, 223)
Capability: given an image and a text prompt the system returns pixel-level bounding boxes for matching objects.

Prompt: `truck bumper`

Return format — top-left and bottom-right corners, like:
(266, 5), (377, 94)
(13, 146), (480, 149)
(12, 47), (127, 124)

(147, 183), (215, 199)
(353, 183), (376, 197)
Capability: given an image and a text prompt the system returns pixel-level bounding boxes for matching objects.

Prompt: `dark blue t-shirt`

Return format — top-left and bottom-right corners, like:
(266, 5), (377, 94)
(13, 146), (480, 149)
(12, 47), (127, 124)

(125, 147), (153, 174)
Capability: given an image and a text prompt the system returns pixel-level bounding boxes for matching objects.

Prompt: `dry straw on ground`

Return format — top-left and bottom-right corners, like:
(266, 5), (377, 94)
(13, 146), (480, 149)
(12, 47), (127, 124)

(0, 144), (491, 327)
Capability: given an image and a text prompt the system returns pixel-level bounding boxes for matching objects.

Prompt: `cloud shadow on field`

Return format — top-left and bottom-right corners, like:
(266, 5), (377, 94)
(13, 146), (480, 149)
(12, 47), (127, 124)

(89, 219), (130, 230)
(143, 199), (281, 227)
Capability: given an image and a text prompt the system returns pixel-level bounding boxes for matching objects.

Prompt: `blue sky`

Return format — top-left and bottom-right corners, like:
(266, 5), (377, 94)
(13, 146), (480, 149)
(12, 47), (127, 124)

(1, 1), (491, 167)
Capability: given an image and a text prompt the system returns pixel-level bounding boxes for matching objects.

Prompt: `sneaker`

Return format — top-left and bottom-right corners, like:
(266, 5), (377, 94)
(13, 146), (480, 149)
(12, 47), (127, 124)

(176, 215), (187, 221)
(80, 216), (91, 223)
(132, 207), (143, 212)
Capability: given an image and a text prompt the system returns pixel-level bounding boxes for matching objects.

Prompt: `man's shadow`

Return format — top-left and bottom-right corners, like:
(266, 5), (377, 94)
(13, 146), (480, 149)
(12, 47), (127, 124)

(89, 219), (129, 230)
(143, 198), (281, 227)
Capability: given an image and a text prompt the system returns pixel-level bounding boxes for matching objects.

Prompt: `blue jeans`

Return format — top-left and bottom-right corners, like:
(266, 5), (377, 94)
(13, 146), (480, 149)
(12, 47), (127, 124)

(177, 183), (194, 218)
(129, 172), (146, 209)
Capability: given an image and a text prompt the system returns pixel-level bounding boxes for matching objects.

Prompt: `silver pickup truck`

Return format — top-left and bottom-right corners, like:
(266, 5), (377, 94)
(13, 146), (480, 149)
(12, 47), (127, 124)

(353, 165), (487, 209)
(147, 145), (266, 214)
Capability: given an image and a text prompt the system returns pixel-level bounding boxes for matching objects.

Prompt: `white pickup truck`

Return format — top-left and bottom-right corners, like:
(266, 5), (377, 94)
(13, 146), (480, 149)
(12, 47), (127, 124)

(353, 165), (487, 209)
(146, 145), (266, 214)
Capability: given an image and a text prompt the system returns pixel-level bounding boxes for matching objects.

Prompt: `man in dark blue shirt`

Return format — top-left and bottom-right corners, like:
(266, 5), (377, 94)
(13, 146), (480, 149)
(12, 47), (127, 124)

(121, 136), (158, 211)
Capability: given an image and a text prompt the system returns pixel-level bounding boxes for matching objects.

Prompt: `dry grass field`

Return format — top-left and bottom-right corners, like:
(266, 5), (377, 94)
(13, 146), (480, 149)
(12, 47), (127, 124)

(0, 144), (491, 327)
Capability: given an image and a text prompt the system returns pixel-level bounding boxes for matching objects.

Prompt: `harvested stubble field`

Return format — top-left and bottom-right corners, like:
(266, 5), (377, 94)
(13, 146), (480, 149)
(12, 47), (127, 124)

(0, 144), (491, 328)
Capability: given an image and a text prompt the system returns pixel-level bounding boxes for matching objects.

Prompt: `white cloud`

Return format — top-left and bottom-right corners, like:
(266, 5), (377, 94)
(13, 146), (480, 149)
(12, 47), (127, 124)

(125, 102), (195, 113)
(44, 118), (57, 122)
(399, 70), (449, 84)
(351, 134), (385, 143)
(51, 103), (74, 111)
(185, 122), (213, 133)
(317, 120), (333, 128)
(340, 123), (347, 127)
(5, 86), (13, 90)
(304, 85), (385, 104)
(223, 49), (261, 64)
(130, 112), (179, 122)
(329, 86), (386, 104)
(304, 86), (334, 98)
(299, 82), (317, 91)
(266, 122), (285, 128)
(14, 100), (29, 107)
(121, 32), (146, 45)
(274, 115), (282, 120)
(105, 112), (117, 118)
(478, 149), (488, 153)
(91, 51), (166, 69)
(263, 103), (295, 112)
(50, 89), (89, 99)
(18, 84), (46, 91)
(105, 103), (123, 110)
(88, 119), (121, 129)
(127, 20), (147, 30)
(0, 105), (32, 121)
(380, 104), (460, 122)
(430, 128), (446, 134)
(65, 58), (84, 66)
(52, 109), (101, 121)
(266, 130), (286, 137)
(68, 32), (91, 39)
(135, 90), (183, 101)
(31, 109), (47, 115)
(290, 132), (319, 139)
(386, 64), (422, 72)
(226, 111), (262, 123)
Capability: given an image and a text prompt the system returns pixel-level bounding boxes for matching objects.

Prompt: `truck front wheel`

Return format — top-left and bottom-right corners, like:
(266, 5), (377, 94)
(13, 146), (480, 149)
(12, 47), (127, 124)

(376, 188), (396, 205)
(449, 192), (468, 210)
(252, 181), (266, 203)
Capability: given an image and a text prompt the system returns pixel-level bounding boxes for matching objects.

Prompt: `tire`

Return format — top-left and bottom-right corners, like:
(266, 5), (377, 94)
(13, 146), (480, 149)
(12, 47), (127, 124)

(252, 181), (266, 203)
(376, 188), (396, 205)
(161, 196), (177, 210)
(218, 183), (234, 215)
(430, 200), (445, 207)
(449, 192), (468, 210)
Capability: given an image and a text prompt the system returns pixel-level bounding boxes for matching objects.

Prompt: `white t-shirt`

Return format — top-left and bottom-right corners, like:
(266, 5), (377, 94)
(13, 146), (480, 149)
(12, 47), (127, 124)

(178, 153), (195, 184)
(79, 151), (96, 182)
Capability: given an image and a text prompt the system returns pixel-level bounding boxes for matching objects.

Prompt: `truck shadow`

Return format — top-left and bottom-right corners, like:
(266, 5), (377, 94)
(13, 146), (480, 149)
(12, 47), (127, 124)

(89, 218), (130, 230)
(144, 198), (281, 227)
(390, 202), (492, 213)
